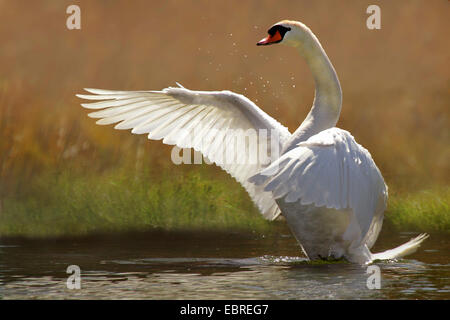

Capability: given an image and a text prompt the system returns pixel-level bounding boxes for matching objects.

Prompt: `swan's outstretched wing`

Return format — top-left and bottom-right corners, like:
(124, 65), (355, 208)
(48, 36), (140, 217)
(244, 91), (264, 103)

(77, 84), (291, 220)
(249, 128), (388, 239)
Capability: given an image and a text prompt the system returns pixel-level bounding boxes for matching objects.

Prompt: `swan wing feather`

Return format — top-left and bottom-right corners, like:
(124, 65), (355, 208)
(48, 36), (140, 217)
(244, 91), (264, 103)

(77, 85), (291, 220)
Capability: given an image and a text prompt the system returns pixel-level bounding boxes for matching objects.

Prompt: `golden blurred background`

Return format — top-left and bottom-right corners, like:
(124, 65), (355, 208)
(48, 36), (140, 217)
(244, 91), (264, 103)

(0, 0), (448, 198)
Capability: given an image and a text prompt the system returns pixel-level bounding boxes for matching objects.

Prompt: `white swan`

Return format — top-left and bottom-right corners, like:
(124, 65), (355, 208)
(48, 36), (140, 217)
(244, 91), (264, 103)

(77, 20), (428, 264)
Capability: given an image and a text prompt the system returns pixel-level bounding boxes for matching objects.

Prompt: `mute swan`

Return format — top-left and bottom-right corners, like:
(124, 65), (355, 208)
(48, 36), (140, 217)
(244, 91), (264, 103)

(77, 20), (428, 264)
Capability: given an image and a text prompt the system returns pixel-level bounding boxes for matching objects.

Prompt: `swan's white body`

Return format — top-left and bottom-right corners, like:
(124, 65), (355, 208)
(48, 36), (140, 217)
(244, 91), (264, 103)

(77, 20), (427, 264)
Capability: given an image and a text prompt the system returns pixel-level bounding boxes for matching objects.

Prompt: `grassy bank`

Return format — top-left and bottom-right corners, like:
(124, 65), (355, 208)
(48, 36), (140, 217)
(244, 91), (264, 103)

(0, 167), (271, 238)
(387, 187), (449, 234)
(0, 167), (448, 238)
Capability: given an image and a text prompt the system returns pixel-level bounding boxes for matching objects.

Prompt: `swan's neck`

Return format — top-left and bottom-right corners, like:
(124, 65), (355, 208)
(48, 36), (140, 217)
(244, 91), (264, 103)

(292, 34), (342, 144)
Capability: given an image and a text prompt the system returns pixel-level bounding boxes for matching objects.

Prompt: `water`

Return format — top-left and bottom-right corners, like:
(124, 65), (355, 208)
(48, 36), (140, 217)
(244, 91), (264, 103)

(0, 225), (448, 299)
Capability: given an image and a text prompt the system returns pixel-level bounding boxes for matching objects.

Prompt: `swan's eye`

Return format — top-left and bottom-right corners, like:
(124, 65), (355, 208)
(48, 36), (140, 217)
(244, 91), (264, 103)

(268, 25), (291, 38)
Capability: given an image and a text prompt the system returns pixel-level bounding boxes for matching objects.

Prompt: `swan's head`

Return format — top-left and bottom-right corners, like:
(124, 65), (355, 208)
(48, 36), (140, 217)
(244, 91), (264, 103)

(257, 20), (315, 48)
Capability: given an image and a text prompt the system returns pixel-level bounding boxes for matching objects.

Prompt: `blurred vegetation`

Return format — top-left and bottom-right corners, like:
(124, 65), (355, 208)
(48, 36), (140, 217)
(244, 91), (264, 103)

(388, 187), (450, 234)
(0, 167), (274, 238)
(0, 1), (448, 238)
(0, 166), (447, 238)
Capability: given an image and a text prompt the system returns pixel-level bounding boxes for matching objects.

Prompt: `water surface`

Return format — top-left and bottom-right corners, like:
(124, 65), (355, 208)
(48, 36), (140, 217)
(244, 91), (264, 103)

(0, 225), (448, 299)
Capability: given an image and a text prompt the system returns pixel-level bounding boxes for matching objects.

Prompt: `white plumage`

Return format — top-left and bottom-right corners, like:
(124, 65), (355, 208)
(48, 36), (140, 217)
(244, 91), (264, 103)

(77, 20), (428, 263)
(250, 128), (387, 237)
(79, 86), (291, 221)
(250, 128), (389, 263)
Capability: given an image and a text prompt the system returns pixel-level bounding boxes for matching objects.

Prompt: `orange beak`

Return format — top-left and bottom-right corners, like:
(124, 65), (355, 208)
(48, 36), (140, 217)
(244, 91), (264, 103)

(257, 30), (282, 46)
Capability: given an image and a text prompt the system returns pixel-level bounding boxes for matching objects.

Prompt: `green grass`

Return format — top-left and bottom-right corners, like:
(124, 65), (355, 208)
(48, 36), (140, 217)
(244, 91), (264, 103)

(0, 167), (271, 238)
(0, 167), (448, 238)
(386, 187), (449, 234)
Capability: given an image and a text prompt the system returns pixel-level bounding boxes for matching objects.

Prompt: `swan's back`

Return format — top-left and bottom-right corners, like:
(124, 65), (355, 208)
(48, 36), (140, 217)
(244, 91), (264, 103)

(250, 128), (388, 261)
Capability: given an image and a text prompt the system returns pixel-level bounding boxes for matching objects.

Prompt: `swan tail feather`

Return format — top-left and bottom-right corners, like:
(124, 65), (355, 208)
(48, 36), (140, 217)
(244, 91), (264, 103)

(371, 233), (429, 261)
